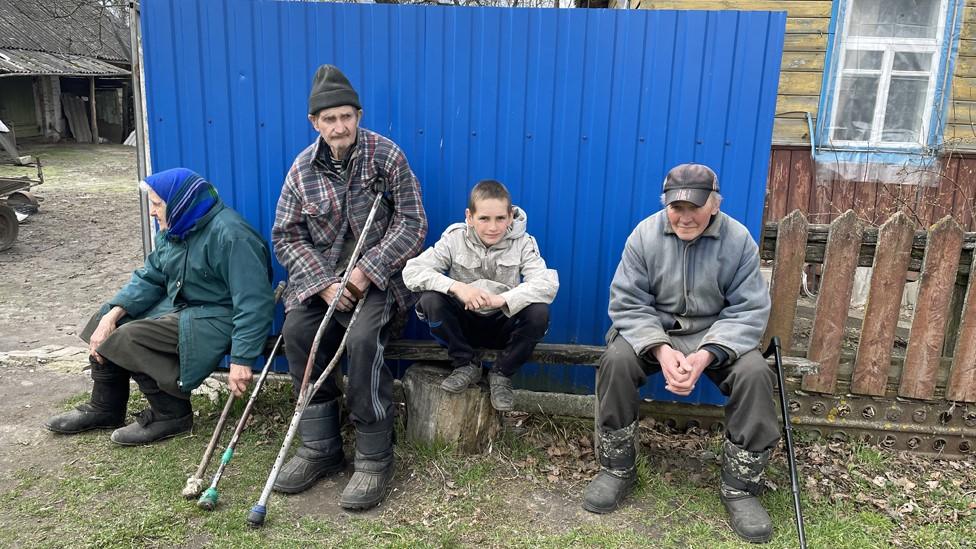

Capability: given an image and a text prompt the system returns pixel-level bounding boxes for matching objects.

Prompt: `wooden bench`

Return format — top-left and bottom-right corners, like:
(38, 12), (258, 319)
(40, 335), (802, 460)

(385, 339), (819, 452)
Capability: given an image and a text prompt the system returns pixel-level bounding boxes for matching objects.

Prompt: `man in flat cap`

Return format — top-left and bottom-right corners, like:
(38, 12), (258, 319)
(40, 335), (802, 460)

(582, 163), (778, 543)
(272, 64), (427, 510)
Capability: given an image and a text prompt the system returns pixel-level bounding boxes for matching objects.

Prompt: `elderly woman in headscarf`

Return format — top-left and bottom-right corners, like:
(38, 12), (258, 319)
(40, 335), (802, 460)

(45, 168), (275, 446)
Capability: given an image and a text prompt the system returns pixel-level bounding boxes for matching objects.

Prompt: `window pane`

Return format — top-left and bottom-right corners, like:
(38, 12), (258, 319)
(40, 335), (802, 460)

(833, 75), (879, 141)
(893, 51), (933, 71)
(849, 0), (940, 39)
(843, 49), (883, 70)
(882, 75), (929, 142)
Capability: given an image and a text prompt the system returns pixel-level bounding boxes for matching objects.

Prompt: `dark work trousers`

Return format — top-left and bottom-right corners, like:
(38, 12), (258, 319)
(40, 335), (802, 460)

(81, 311), (187, 400)
(414, 291), (550, 377)
(596, 331), (780, 453)
(282, 288), (397, 427)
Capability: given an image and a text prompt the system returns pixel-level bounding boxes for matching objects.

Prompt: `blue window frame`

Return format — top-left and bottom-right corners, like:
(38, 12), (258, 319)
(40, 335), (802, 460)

(816, 0), (965, 157)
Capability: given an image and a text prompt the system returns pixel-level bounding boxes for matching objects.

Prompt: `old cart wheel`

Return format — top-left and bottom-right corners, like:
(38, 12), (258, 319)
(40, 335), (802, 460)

(0, 204), (18, 252)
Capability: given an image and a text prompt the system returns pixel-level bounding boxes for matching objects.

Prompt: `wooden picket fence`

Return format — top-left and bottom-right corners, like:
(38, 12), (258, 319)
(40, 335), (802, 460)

(762, 209), (976, 404)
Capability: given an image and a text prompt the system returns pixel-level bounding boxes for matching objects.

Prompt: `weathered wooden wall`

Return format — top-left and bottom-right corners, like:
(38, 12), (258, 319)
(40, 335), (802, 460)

(764, 146), (976, 229)
(636, 1), (976, 151)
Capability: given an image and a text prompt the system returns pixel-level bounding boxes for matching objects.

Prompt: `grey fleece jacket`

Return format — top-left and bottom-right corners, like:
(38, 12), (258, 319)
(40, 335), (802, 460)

(402, 206), (559, 316)
(608, 210), (770, 361)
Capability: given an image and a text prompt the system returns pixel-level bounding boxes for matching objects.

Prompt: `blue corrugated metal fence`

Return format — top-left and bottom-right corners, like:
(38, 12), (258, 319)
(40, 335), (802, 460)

(141, 1), (785, 404)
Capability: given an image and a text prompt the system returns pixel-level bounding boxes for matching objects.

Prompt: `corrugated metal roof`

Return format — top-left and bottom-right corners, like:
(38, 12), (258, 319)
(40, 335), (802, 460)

(141, 1), (785, 402)
(0, 48), (130, 77)
(0, 0), (130, 63)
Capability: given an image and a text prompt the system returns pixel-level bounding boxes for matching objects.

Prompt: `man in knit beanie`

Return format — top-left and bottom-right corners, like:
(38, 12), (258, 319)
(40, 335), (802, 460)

(272, 64), (427, 511)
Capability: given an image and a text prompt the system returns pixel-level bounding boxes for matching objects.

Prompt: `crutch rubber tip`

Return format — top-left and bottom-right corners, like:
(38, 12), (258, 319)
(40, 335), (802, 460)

(197, 488), (219, 511)
(246, 505), (267, 528)
(182, 477), (204, 499)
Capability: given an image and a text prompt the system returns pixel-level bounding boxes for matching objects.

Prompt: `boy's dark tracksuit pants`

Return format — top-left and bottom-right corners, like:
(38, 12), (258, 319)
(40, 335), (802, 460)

(415, 291), (549, 377)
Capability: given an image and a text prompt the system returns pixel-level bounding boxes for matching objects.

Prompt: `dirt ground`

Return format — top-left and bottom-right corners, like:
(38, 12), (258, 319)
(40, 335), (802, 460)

(0, 143), (142, 492)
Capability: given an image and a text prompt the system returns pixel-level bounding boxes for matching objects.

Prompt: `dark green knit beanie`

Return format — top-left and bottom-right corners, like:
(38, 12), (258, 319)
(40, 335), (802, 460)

(308, 64), (361, 115)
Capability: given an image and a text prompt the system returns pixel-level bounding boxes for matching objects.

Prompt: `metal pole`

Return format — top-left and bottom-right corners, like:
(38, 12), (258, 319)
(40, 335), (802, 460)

(128, 0), (154, 257)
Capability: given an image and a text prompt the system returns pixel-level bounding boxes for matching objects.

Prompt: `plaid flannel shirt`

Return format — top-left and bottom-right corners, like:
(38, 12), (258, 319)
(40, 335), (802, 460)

(272, 128), (427, 312)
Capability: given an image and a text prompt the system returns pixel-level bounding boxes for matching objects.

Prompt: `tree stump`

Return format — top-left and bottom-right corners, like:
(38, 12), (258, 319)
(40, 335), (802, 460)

(401, 363), (500, 454)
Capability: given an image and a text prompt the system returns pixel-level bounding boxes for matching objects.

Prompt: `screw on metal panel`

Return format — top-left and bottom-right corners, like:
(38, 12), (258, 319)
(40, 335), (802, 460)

(862, 406), (876, 419)
(912, 409), (927, 423)
(907, 437), (921, 449)
(788, 400), (801, 413)
(933, 439), (947, 452)
(837, 404), (851, 417)
(959, 440), (972, 453)
(880, 435), (896, 448)
(811, 402), (826, 416)
(939, 411), (953, 425)
(964, 412), (976, 427)
(886, 408), (902, 421)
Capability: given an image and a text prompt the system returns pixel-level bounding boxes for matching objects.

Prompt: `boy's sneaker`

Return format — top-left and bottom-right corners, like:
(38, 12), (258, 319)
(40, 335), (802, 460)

(488, 372), (514, 411)
(441, 364), (481, 393)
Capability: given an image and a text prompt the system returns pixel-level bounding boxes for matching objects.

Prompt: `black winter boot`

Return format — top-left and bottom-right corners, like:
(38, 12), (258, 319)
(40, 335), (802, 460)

(273, 400), (346, 494)
(339, 416), (395, 511)
(582, 421), (638, 514)
(720, 439), (773, 543)
(110, 375), (192, 446)
(45, 359), (129, 434)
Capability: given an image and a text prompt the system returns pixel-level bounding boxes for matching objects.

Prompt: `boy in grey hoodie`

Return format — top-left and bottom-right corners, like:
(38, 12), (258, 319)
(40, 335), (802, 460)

(402, 180), (559, 411)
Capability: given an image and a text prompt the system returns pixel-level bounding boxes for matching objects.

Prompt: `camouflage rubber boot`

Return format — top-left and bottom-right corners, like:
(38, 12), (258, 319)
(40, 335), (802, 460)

(720, 439), (773, 543)
(487, 371), (514, 411)
(273, 400), (347, 494)
(440, 363), (482, 393)
(582, 421), (638, 514)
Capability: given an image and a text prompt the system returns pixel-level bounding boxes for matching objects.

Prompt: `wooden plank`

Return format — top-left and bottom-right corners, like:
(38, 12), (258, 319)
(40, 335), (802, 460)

(772, 117), (812, 144)
(948, 100), (976, 126)
(947, 254), (976, 402)
(383, 339), (820, 375)
(874, 183), (899, 222)
(764, 210), (809, 350)
(943, 123), (976, 147)
(775, 94), (819, 118)
(961, 6), (976, 40)
(785, 17), (830, 34)
(778, 71), (822, 96)
(917, 181), (942, 228)
(957, 39), (976, 58)
(852, 180), (878, 224)
(637, 1), (832, 17)
(950, 75), (976, 102)
(803, 210), (864, 394)
(953, 56), (976, 79)
(900, 217), (965, 400)
(760, 223), (976, 278)
(88, 77), (99, 144)
(765, 148), (791, 222)
(783, 32), (828, 52)
(787, 148), (814, 215)
(851, 212), (917, 396)
(953, 158), (976, 231)
(61, 95), (92, 144)
(832, 180), (856, 219)
(781, 51), (825, 72)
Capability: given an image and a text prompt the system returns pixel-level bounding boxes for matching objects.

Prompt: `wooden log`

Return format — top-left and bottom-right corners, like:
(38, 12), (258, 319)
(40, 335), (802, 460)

(900, 217), (965, 400)
(401, 363), (499, 454)
(947, 253), (976, 402)
(764, 210), (808, 350)
(803, 210), (863, 394)
(851, 212), (916, 396)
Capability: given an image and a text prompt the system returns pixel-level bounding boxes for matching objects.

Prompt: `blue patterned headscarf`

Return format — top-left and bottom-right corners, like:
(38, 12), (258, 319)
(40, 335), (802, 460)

(145, 168), (219, 241)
